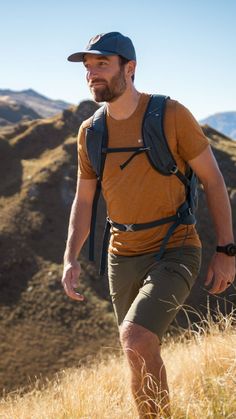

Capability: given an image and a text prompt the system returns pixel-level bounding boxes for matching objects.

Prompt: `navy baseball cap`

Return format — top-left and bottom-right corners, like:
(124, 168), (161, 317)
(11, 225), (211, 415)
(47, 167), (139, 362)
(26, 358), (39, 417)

(67, 32), (136, 62)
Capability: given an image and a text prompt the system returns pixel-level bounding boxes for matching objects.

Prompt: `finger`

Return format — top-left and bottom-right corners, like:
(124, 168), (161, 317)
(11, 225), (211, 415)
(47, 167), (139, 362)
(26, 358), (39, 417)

(71, 271), (81, 288)
(211, 276), (234, 294)
(70, 268), (84, 300)
(219, 280), (232, 293)
(216, 283), (228, 294)
(209, 278), (225, 294)
(63, 270), (85, 301)
(67, 282), (85, 301)
(204, 268), (213, 286)
(66, 279), (85, 301)
(73, 289), (85, 300)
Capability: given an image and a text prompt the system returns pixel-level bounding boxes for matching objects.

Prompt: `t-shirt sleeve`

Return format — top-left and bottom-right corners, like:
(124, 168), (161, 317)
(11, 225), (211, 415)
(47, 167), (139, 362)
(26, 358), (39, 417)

(175, 102), (210, 162)
(77, 123), (97, 180)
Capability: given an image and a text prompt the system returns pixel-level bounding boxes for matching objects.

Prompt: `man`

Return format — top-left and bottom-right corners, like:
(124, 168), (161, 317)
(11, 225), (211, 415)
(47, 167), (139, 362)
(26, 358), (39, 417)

(62, 32), (235, 417)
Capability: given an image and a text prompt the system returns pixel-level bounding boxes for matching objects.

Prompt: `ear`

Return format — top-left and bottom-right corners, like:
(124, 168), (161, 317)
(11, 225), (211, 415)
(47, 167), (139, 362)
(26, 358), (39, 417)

(126, 60), (136, 79)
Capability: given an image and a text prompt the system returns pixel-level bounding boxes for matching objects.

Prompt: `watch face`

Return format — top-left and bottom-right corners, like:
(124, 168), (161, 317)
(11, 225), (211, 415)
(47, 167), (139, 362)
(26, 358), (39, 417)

(227, 244), (236, 256)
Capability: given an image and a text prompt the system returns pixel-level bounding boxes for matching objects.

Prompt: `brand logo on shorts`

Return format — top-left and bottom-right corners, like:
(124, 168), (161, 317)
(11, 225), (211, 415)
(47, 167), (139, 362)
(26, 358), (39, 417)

(180, 264), (192, 276)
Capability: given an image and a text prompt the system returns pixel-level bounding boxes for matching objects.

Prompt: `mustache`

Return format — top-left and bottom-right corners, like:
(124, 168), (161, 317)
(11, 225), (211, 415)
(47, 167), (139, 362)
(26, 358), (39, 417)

(89, 79), (107, 86)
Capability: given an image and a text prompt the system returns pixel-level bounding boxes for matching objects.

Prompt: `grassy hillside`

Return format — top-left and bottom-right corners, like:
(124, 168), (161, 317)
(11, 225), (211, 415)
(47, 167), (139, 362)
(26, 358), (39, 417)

(0, 101), (235, 395)
(0, 312), (236, 419)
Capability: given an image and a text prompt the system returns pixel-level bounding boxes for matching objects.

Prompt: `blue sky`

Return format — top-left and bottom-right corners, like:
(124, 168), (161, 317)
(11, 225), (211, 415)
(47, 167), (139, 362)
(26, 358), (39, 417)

(1, 0), (235, 120)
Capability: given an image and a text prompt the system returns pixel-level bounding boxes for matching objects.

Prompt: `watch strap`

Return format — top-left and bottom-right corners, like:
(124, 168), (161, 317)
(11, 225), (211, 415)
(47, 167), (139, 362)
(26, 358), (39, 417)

(216, 243), (236, 256)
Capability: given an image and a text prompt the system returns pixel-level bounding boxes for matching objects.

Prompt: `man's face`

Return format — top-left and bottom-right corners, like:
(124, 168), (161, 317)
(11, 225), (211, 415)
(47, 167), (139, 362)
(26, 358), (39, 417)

(83, 54), (127, 102)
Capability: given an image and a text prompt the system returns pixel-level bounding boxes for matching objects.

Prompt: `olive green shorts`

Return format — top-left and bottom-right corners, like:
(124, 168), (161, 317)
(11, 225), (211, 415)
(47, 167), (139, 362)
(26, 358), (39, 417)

(108, 246), (201, 341)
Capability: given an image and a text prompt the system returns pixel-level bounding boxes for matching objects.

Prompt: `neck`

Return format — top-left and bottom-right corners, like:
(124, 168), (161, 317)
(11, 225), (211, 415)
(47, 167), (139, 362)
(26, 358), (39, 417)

(106, 85), (141, 120)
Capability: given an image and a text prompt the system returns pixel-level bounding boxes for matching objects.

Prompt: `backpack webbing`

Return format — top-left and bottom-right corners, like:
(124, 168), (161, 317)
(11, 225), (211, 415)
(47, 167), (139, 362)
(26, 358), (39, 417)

(85, 95), (198, 275)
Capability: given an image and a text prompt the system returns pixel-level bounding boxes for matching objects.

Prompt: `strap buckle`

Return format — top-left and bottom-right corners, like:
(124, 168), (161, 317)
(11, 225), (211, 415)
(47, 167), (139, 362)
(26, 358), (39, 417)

(170, 165), (178, 174)
(124, 224), (134, 232)
(177, 207), (193, 219)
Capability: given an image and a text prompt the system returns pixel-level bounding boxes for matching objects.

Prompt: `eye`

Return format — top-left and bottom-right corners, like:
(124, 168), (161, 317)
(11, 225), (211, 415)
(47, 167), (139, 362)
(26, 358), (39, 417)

(99, 61), (108, 66)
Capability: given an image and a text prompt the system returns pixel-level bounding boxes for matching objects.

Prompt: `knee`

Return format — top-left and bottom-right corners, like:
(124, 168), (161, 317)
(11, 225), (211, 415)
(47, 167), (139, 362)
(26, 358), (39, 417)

(119, 321), (161, 358)
(119, 321), (138, 352)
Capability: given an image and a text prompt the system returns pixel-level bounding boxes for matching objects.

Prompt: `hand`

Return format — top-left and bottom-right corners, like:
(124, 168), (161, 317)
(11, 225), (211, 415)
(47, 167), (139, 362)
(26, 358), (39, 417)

(61, 260), (85, 301)
(204, 253), (236, 294)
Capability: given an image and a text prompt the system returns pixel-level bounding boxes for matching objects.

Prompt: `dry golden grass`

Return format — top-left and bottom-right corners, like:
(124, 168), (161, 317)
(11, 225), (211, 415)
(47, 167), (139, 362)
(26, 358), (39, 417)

(1, 310), (236, 419)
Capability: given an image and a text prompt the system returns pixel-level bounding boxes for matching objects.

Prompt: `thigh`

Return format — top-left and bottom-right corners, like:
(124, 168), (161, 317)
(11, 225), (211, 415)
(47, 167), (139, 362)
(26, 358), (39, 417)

(123, 247), (201, 341)
(108, 253), (143, 326)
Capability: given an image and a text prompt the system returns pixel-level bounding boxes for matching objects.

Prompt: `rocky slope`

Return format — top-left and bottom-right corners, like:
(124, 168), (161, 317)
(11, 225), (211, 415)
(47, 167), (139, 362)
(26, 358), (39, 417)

(0, 106), (235, 395)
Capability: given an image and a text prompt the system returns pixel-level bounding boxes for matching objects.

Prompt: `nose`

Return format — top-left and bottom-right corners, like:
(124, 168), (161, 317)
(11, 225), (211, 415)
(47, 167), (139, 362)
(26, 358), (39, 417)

(86, 68), (98, 83)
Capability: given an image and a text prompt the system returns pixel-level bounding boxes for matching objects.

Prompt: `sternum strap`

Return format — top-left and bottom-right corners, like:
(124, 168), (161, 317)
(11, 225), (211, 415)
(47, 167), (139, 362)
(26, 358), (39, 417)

(102, 146), (151, 171)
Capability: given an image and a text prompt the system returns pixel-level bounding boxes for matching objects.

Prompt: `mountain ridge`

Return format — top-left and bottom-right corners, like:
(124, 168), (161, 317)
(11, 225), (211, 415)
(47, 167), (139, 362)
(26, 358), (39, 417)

(0, 88), (73, 123)
(1, 89), (235, 140)
(200, 111), (236, 140)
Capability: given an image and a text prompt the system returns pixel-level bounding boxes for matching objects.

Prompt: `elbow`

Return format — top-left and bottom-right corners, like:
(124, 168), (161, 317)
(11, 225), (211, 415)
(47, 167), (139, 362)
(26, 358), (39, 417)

(201, 171), (227, 196)
(200, 167), (225, 191)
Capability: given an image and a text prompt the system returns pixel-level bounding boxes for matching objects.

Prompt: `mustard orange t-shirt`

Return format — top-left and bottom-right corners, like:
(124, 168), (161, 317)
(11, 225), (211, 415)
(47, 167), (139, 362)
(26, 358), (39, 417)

(77, 93), (209, 256)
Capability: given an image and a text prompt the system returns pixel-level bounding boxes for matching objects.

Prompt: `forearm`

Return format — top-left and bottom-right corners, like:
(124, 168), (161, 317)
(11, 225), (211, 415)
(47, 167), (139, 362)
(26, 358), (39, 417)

(64, 197), (92, 265)
(189, 146), (235, 294)
(203, 172), (234, 244)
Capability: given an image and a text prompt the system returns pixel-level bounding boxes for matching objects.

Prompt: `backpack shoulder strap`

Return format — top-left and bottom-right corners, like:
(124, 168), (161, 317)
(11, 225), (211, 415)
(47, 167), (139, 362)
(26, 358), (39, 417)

(85, 105), (108, 262)
(86, 104), (108, 180)
(142, 94), (177, 175)
(142, 94), (198, 211)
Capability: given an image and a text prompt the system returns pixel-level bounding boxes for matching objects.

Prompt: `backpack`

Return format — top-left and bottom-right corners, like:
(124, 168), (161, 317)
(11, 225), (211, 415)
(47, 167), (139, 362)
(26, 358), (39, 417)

(85, 94), (198, 275)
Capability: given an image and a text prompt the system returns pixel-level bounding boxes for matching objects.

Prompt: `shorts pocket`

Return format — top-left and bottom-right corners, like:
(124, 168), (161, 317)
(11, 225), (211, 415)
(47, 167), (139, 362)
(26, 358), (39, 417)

(163, 261), (196, 292)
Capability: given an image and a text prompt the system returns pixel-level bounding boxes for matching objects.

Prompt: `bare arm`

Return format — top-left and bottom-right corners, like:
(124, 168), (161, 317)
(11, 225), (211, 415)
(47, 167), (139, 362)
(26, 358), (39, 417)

(62, 177), (97, 301)
(189, 145), (235, 294)
(64, 177), (97, 265)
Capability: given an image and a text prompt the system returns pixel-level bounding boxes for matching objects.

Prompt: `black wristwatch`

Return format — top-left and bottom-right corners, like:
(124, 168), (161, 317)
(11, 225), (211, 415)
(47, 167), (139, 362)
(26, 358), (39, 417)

(216, 243), (236, 256)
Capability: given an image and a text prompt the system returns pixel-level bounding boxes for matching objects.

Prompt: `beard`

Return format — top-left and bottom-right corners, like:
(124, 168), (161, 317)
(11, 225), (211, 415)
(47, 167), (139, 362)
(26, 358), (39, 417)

(89, 68), (127, 103)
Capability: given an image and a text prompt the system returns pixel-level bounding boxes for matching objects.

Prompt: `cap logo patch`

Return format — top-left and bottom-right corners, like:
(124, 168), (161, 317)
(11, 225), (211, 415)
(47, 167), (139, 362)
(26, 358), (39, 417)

(87, 33), (104, 48)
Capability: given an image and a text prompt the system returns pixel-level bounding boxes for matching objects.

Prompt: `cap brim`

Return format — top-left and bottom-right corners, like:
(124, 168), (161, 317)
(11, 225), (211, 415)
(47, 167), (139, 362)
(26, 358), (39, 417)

(67, 50), (116, 62)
